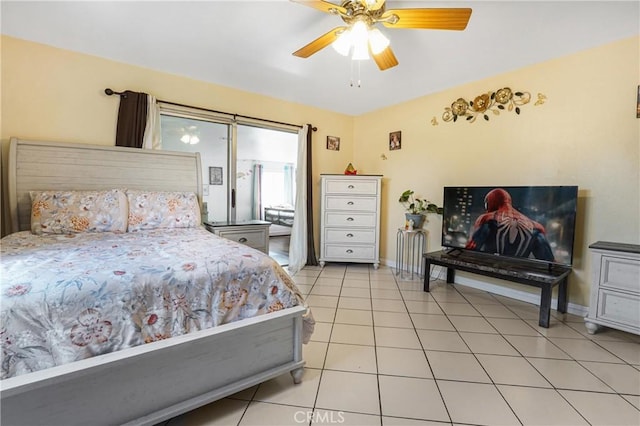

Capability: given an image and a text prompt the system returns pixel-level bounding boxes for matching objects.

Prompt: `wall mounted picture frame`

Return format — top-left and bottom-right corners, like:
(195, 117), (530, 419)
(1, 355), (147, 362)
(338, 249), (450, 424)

(209, 166), (223, 185)
(637, 85), (640, 118)
(389, 131), (401, 150)
(327, 136), (340, 151)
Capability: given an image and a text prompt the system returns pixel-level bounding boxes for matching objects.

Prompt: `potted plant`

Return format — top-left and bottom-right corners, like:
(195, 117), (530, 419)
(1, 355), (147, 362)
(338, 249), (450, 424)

(398, 189), (443, 228)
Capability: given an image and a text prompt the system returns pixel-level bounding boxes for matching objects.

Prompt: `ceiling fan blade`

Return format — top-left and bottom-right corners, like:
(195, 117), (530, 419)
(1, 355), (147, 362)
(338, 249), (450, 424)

(372, 46), (398, 71)
(381, 8), (472, 30)
(293, 26), (346, 58)
(360, 0), (385, 11)
(290, 0), (347, 15)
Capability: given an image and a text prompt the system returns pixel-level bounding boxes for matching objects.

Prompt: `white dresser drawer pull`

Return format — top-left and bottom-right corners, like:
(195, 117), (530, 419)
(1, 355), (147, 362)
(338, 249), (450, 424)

(346, 233), (354, 238)
(346, 217), (354, 221)
(348, 185), (354, 189)
(238, 237), (248, 243)
(346, 249), (353, 254)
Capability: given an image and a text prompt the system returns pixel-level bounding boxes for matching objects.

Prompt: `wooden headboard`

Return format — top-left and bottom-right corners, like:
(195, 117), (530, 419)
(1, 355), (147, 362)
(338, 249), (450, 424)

(8, 137), (203, 233)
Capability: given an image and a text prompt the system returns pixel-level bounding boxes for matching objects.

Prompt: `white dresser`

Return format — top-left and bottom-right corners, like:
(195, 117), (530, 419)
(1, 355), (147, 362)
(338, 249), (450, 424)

(585, 241), (640, 336)
(319, 174), (382, 269)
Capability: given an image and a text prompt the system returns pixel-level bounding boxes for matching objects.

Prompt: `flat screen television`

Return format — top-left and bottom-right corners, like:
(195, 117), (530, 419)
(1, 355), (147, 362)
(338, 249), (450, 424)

(441, 186), (579, 266)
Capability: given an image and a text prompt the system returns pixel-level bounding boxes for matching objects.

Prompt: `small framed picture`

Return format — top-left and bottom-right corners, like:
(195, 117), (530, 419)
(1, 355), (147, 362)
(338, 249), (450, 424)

(209, 166), (223, 185)
(327, 136), (340, 151)
(637, 85), (640, 118)
(389, 131), (401, 151)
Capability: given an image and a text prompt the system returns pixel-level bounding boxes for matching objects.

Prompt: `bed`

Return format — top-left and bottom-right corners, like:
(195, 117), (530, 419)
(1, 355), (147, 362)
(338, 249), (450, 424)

(0, 138), (312, 426)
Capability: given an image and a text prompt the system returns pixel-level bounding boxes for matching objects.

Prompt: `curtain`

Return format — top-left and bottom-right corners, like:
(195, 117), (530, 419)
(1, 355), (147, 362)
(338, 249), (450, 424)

(284, 164), (294, 206)
(289, 124), (318, 273)
(252, 163), (263, 220)
(304, 125), (318, 266)
(115, 91), (148, 148)
(288, 126), (309, 274)
(142, 95), (161, 149)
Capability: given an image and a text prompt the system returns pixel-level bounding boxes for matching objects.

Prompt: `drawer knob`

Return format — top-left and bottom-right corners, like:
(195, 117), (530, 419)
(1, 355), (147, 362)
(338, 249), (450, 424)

(348, 185), (355, 189)
(346, 233), (354, 238)
(346, 249), (353, 254)
(346, 217), (354, 221)
(347, 201), (354, 205)
(239, 237), (248, 243)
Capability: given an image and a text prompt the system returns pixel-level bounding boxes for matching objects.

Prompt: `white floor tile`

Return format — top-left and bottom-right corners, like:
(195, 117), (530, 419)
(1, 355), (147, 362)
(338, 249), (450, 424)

(303, 341), (328, 369)
(476, 354), (551, 388)
(498, 385), (588, 425)
(410, 313), (455, 331)
(426, 350), (491, 383)
(312, 410), (380, 425)
(372, 299), (407, 313)
(239, 401), (310, 426)
(377, 347), (432, 378)
(559, 390), (640, 426)
(375, 326), (422, 349)
(448, 315), (497, 333)
(316, 370), (380, 415)
(549, 337), (627, 363)
(459, 332), (520, 356)
(331, 323), (375, 346)
(417, 329), (470, 353)
(527, 358), (615, 392)
(373, 311), (414, 328)
(253, 368), (321, 407)
(324, 343), (377, 374)
(334, 308), (373, 326)
(338, 296), (372, 311)
(503, 335), (571, 359)
(379, 376), (449, 422)
(580, 361), (640, 395)
(438, 381), (520, 426)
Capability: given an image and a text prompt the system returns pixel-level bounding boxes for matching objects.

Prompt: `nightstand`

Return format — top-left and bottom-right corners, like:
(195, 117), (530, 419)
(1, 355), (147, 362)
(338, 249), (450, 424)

(204, 220), (271, 254)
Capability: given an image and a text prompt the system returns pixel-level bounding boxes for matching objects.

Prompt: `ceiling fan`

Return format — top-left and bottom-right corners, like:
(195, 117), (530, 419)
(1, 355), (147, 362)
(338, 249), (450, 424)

(291, 0), (472, 71)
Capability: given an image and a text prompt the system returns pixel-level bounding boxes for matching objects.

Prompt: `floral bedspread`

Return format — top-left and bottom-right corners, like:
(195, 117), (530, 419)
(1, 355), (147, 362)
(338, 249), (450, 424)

(0, 227), (308, 379)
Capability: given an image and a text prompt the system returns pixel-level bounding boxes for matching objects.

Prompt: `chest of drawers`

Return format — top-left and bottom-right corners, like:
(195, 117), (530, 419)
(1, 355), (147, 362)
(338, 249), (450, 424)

(319, 174), (382, 269)
(584, 241), (640, 336)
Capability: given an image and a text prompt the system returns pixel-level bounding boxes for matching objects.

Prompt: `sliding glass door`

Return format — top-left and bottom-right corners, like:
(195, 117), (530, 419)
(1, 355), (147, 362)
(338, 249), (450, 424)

(235, 125), (298, 223)
(160, 114), (230, 222)
(159, 110), (298, 230)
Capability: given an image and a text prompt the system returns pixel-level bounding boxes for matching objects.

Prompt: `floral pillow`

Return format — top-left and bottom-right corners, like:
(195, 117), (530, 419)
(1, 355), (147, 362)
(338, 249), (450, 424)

(30, 189), (128, 235)
(126, 190), (201, 232)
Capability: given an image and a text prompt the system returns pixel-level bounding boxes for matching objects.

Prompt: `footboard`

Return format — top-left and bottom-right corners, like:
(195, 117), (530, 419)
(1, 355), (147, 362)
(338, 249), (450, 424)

(1, 306), (306, 426)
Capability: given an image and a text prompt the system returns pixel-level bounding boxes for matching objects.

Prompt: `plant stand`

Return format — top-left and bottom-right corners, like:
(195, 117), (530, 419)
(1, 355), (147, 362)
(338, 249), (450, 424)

(396, 228), (426, 280)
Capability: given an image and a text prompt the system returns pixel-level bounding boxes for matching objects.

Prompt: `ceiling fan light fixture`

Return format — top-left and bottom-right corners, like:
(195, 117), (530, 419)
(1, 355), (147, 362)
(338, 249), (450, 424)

(181, 134), (200, 145)
(350, 20), (370, 60)
(368, 27), (389, 54)
(352, 40), (370, 60)
(332, 29), (352, 56)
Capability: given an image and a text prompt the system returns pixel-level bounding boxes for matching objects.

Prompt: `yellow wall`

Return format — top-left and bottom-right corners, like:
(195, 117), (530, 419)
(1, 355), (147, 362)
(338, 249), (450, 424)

(0, 35), (354, 240)
(2, 35), (639, 307)
(354, 36), (640, 306)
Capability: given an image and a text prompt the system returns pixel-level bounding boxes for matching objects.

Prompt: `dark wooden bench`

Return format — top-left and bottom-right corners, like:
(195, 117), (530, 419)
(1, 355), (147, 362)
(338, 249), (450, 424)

(423, 250), (572, 328)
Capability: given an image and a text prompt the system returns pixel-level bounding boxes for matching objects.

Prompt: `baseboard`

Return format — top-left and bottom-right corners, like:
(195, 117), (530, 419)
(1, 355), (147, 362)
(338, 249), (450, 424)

(381, 259), (588, 317)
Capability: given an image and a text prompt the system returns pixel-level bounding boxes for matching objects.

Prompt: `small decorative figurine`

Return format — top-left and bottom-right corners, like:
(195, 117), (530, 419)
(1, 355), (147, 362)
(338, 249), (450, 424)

(344, 163), (357, 175)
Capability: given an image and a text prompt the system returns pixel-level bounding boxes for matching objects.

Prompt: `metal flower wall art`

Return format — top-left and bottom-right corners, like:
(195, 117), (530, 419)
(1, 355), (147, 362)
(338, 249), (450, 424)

(439, 88), (546, 124)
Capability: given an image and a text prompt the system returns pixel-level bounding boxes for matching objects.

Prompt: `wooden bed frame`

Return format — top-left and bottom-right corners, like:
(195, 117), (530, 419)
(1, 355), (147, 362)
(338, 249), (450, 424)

(1, 138), (306, 425)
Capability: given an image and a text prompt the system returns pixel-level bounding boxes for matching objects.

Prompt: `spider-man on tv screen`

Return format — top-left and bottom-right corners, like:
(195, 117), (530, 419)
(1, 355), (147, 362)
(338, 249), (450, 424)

(441, 186), (579, 266)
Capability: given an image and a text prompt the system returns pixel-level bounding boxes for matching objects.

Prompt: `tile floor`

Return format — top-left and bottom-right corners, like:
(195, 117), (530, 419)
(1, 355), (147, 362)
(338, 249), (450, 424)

(171, 264), (640, 426)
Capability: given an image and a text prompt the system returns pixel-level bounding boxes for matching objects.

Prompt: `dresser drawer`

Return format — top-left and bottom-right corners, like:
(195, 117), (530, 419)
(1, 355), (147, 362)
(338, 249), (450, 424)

(324, 244), (376, 261)
(600, 255), (640, 294)
(325, 196), (377, 212)
(215, 229), (267, 251)
(325, 212), (376, 227)
(324, 179), (378, 195)
(597, 288), (640, 327)
(325, 228), (376, 244)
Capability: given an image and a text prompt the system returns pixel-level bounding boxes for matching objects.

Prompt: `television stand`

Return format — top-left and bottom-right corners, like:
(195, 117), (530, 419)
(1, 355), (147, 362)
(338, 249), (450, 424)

(423, 250), (572, 328)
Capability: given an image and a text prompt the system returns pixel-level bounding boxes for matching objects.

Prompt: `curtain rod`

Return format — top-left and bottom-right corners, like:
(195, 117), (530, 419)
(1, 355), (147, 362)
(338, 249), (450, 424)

(105, 88), (317, 132)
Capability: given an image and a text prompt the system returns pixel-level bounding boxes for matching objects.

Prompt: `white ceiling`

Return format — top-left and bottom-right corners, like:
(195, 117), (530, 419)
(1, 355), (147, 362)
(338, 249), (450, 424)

(2, 1), (638, 116)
